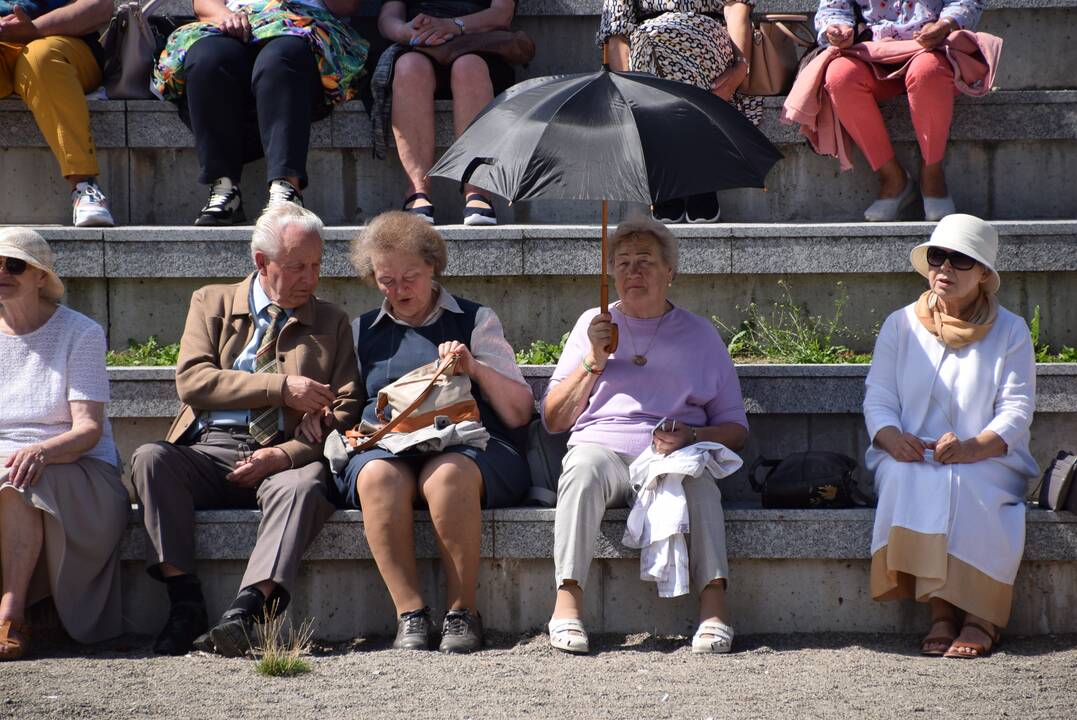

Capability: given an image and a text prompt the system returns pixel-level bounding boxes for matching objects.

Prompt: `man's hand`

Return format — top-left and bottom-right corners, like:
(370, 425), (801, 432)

(282, 375), (335, 415)
(0, 7), (44, 44)
(226, 447), (290, 488)
(825, 23), (855, 49)
(296, 408), (333, 443)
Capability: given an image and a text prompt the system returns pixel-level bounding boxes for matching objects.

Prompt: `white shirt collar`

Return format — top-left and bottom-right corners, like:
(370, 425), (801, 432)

(370, 282), (462, 328)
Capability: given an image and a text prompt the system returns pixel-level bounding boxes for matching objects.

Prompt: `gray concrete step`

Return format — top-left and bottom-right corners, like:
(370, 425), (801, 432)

(36, 220), (1077, 354)
(106, 363), (1077, 507)
(2, 89), (1075, 224)
(117, 504), (1077, 638)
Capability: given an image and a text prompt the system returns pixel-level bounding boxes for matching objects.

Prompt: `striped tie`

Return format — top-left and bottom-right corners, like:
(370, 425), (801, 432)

(248, 303), (285, 445)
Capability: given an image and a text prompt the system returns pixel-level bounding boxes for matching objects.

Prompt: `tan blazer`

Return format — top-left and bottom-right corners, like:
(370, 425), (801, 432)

(167, 274), (363, 468)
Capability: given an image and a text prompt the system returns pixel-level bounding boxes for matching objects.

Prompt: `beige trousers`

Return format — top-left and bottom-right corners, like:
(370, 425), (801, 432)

(553, 443), (730, 593)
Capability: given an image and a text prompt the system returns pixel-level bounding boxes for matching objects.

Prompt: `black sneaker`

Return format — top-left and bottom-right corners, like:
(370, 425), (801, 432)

(438, 608), (483, 654)
(393, 607), (432, 651)
(266, 179), (304, 210)
(195, 178), (245, 226)
(686, 192), (721, 223)
(153, 600), (209, 656)
(652, 197), (686, 224)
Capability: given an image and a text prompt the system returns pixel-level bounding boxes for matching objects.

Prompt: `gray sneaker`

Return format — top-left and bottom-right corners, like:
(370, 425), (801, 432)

(438, 609), (483, 654)
(393, 607), (432, 650)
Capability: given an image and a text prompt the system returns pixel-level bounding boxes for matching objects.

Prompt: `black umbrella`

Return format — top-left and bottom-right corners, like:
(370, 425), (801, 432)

(428, 65), (783, 350)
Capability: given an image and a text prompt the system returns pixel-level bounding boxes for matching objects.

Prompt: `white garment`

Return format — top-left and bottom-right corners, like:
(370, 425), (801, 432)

(863, 303), (1036, 586)
(0, 306), (118, 467)
(624, 442), (743, 597)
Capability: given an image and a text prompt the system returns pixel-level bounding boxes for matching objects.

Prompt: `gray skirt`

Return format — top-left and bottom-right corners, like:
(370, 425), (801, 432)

(1, 457), (128, 643)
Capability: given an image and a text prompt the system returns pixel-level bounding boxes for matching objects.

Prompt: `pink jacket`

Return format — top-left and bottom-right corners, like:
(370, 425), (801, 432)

(781, 31), (1003, 171)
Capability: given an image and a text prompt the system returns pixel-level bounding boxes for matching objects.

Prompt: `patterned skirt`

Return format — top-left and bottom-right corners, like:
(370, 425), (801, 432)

(153, 0), (369, 107)
(628, 12), (762, 126)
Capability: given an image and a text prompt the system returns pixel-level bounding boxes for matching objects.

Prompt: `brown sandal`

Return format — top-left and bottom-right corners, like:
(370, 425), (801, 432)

(0, 619), (31, 661)
(944, 620), (1000, 659)
(919, 618), (958, 656)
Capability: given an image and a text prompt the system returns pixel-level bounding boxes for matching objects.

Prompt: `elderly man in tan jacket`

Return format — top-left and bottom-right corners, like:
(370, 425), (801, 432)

(131, 204), (361, 657)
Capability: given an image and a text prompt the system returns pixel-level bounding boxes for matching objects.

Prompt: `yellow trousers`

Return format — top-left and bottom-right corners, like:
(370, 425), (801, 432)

(0, 36), (101, 178)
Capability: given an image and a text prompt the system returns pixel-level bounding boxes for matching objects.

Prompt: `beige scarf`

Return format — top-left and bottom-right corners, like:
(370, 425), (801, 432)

(914, 290), (998, 349)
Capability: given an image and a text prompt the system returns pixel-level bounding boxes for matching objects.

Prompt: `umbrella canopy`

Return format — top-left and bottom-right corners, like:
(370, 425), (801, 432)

(428, 67), (783, 204)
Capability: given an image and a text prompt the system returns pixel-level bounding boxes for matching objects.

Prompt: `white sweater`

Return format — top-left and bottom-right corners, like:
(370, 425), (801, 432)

(0, 306), (118, 467)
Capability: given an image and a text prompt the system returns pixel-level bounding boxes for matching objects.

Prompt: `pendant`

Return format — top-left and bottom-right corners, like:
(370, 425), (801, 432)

(633, 355), (647, 366)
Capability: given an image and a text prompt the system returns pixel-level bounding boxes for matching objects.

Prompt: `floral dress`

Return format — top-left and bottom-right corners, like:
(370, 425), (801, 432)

(153, 0), (369, 106)
(598, 0), (763, 126)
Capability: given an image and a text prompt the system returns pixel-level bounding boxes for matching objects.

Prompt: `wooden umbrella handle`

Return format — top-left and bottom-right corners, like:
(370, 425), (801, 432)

(600, 199), (619, 353)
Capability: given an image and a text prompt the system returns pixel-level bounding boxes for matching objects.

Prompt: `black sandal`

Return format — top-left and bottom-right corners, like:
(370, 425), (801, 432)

(463, 193), (497, 226)
(403, 192), (435, 224)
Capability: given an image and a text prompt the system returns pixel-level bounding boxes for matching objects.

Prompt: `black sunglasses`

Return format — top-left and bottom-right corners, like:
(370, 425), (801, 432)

(926, 247), (977, 271)
(0, 257), (28, 276)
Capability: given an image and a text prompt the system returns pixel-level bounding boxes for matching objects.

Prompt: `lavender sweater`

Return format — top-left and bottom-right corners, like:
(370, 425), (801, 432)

(543, 305), (748, 457)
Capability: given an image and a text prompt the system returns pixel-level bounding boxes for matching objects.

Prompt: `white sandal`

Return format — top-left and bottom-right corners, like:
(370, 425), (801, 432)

(692, 620), (734, 654)
(548, 618), (589, 654)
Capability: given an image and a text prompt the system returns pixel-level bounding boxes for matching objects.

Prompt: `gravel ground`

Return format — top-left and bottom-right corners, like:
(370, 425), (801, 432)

(3, 632), (1076, 719)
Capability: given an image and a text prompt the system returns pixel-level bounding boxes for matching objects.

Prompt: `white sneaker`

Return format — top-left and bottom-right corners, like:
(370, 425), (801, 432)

(923, 195), (957, 222)
(71, 179), (115, 227)
(266, 179), (304, 211)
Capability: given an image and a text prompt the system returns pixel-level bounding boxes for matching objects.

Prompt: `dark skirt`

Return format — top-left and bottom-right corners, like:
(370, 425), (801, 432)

(334, 435), (529, 510)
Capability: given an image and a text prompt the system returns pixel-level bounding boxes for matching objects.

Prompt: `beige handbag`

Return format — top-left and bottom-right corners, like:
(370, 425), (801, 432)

(739, 14), (817, 96)
(344, 353), (481, 451)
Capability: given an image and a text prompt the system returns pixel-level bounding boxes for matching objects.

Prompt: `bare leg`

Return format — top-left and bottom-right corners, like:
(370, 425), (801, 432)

(922, 597), (959, 653)
(0, 489), (43, 623)
(391, 52), (437, 204)
(419, 454), (483, 611)
(877, 158), (909, 199)
(698, 579), (731, 625)
(448, 54), (496, 205)
(357, 459), (424, 615)
(552, 580), (583, 620)
(920, 159), (949, 198)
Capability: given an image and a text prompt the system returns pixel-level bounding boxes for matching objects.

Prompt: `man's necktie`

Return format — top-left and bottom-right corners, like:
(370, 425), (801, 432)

(248, 303), (285, 445)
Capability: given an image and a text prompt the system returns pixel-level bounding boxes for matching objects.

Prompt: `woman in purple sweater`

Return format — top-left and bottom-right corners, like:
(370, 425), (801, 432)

(542, 216), (749, 655)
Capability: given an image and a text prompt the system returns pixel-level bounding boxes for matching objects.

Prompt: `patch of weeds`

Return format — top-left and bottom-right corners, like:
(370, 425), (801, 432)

(1029, 306), (1077, 363)
(106, 336), (180, 366)
(714, 281), (872, 364)
(252, 601), (314, 677)
(516, 332), (568, 365)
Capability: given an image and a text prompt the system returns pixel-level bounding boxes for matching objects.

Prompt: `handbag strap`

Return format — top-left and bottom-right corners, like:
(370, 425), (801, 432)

(350, 353), (461, 452)
(765, 19), (818, 49)
(746, 456), (781, 493)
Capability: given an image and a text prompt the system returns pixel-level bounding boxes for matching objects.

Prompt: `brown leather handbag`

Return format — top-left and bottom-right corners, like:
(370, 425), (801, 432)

(739, 14), (817, 96)
(344, 353), (481, 452)
(415, 30), (536, 67)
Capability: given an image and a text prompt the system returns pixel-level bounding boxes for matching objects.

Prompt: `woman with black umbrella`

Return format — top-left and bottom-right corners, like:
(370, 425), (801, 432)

(542, 216), (749, 655)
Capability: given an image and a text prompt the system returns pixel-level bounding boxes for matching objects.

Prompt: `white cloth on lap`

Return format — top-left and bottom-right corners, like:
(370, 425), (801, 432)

(624, 442), (743, 597)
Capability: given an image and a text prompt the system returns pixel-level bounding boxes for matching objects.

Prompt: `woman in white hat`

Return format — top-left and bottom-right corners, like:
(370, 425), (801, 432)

(863, 214), (1036, 659)
(0, 228), (128, 660)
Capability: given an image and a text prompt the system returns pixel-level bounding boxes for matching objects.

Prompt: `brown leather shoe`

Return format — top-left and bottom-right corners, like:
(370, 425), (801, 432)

(0, 619), (31, 661)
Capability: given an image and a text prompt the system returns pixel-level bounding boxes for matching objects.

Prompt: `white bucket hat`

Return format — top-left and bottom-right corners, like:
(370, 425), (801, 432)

(0, 227), (65, 302)
(910, 214), (1000, 294)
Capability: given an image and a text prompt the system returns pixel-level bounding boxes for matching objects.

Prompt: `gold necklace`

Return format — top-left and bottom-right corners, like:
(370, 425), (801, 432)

(620, 305), (670, 366)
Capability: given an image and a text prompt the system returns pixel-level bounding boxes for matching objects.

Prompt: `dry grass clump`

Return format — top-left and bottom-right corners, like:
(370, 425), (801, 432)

(251, 602), (315, 677)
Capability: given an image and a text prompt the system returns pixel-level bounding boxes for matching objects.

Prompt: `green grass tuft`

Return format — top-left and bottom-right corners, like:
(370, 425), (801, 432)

(105, 336), (180, 366)
(516, 332), (569, 365)
(251, 601), (315, 678)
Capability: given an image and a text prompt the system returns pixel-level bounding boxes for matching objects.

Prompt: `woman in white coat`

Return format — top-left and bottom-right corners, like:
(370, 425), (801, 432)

(863, 214), (1036, 659)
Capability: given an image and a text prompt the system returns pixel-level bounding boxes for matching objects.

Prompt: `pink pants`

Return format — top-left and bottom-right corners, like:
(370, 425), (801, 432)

(823, 52), (956, 171)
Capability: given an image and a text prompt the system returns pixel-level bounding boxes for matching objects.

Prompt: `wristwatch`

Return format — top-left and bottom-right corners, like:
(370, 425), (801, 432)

(452, 17), (466, 34)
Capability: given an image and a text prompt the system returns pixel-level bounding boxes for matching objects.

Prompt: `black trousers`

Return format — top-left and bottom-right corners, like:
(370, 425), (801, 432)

(180, 35), (327, 188)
